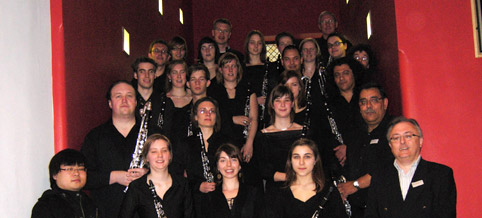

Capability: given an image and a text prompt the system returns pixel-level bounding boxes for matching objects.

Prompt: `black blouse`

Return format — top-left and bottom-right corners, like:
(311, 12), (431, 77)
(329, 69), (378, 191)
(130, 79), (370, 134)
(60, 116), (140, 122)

(197, 183), (264, 218)
(265, 183), (348, 218)
(119, 174), (193, 218)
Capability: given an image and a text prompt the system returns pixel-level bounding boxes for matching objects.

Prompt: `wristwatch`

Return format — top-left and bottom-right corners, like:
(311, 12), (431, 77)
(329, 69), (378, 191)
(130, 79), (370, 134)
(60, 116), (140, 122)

(353, 180), (361, 190)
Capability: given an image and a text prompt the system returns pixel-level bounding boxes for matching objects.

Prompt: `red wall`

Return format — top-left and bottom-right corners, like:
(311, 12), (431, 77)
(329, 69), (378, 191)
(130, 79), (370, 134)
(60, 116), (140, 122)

(61, 0), (193, 149)
(395, 0), (482, 216)
(191, 0), (339, 58)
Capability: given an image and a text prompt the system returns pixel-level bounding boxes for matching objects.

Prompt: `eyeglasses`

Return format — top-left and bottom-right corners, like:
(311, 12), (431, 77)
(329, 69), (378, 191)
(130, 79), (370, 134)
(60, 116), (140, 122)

(199, 108), (216, 114)
(359, 97), (383, 106)
(152, 49), (168, 54)
(320, 19), (335, 25)
(389, 134), (420, 143)
(327, 41), (343, 49)
(215, 29), (230, 34)
(59, 167), (87, 174)
(354, 56), (368, 61)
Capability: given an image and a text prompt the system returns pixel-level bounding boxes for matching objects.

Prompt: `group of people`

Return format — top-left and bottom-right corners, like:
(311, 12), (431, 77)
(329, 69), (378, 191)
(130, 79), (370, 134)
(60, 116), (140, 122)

(32, 11), (456, 218)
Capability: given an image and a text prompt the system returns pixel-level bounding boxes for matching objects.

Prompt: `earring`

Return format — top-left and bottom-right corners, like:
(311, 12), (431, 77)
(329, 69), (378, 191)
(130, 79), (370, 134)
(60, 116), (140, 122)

(217, 173), (222, 180)
(169, 78), (172, 83)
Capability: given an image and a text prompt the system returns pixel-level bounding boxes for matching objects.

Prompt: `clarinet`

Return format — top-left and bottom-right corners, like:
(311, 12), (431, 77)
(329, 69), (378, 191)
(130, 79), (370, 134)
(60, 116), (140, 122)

(148, 180), (167, 218)
(242, 86), (251, 139)
(317, 63), (352, 217)
(157, 96), (166, 129)
(301, 75), (312, 137)
(124, 101), (152, 192)
(311, 186), (334, 218)
(187, 106), (193, 137)
(198, 131), (214, 182)
(259, 62), (269, 124)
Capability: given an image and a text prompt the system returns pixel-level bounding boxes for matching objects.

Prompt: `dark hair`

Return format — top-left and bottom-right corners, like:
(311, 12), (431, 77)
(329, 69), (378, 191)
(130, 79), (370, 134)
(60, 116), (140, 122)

(131, 56), (158, 73)
(282, 44), (301, 59)
(328, 57), (364, 89)
(215, 143), (242, 172)
(216, 52), (243, 84)
(165, 60), (188, 92)
(267, 85), (295, 124)
(327, 33), (352, 51)
(149, 39), (169, 54)
(187, 64), (210, 81)
(191, 97), (222, 132)
(169, 36), (188, 60)
(105, 80), (134, 101)
(213, 18), (232, 30)
(49, 149), (86, 189)
(386, 116), (423, 141)
(359, 82), (387, 99)
(347, 44), (376, 69)
(285, 138), (325, 192)
(141, 134), (173, 168)
(244, 30), (267, 64)
(197, 37), (220, 64)
(280, 70), (307, 108)
(275, 32), (295, 47)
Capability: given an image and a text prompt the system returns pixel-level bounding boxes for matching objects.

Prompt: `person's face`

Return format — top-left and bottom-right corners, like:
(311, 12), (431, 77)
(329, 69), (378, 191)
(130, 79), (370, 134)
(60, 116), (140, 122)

(134, 62), (156, 90)
(148, 43), (170, 66)
(359, 88), (388, 127)
(168, 64), (187, 88)
(221, 59), (238, 83)
(187, 70), (210, 96)
(195, 101), (216, 128)
(281, 49), (303, 72)
(109, 83), (137, 117)
(353, 51), (369, 69)
(291, 145), (315, 177)
(285, 77), (300, 99)
(388, 122), (423, 164)
(248, 34), (263, 56)
(171, 44), (186, 61)
(146, 139), (171, 170)
(201, 43), (216, 62)
(217, 151), (241, 180)
(273, 95), (293, 118)
(327, 36), (347, 59)
(334, 64), (355, 93)
(277, 36), (293, 54)
(212, 23), (231, 45)
(318, 14), (337, 36)
(54, 164), (87, 192)
(301, 41), (317, 63)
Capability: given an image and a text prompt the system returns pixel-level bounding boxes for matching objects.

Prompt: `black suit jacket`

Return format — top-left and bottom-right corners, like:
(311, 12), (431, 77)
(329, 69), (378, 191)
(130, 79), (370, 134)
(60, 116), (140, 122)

(365, 158), (456, 218)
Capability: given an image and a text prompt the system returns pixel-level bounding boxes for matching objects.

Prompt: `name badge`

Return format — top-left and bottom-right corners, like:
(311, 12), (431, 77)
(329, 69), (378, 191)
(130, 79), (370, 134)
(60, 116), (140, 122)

(370, 139), (379, 144)
(412, 180), (424, 188)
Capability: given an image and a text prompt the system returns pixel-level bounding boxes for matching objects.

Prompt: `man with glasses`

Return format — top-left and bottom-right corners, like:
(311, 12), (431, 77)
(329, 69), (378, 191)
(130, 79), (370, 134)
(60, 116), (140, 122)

(212, 18), (244, 63)
(32, 149), (99, 218)
(336, 82), (394, 218)
(147, 39), (171, 93)
(365, 117), (456, 218)
(317, 11), (338, 65)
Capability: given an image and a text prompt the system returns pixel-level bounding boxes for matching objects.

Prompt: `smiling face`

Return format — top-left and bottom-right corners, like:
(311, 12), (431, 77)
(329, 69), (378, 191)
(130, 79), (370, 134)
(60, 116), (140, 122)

(248, 34), (263, 56)
(134, 62), (156, 90)
(273, 95), (293, 118)
(168, 63), (187, 88)
(148, 43), (170, 66)
(171, 44), (186, 61)
(281, 49), (302, 72)
(146, 139), (171, 170)
(54, 164), (87, 191)
(217, 151), (241, 180)
(318, 14), (338, 36)
(284, 77), (301, 99)
(359, 88), (388, 128)
(291, 145), (315, 177)
(301, 41), (317, 63)
(388, 122), (423, 164)
(327, 36), (347, 59)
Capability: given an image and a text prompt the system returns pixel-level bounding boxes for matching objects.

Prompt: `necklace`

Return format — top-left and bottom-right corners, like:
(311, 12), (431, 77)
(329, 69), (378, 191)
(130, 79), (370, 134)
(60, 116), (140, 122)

(273, 122), (293, 131)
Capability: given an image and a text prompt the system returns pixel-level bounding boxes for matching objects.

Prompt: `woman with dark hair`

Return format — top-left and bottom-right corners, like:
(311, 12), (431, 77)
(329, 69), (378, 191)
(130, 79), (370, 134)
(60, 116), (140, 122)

(208, 52), (260, 188)
(197, 36), (220, 80)
(169, 36), (188, 62)
(347, 44), (377, 84)
(257, 85), (309, 193)
(280, 71), (308, 127)
(197, 143), (263, 218)
(265, 138), (348, 218)
(243, 30), (278, 129)
(119, 134), (193, 218)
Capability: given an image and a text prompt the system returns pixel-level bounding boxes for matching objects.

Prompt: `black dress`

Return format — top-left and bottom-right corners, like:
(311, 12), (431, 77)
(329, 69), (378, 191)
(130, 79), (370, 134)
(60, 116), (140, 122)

(170, 101), (193, 146)
(119, 174), (193, 218)
(257, 129), (307, 192)
(198, 183), (264, 218)
(265, 183), (348, 218)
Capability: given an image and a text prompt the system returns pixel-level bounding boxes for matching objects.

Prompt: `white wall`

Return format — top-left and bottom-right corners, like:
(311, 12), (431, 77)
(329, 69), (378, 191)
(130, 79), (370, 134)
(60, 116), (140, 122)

(0, 0), (53, 217)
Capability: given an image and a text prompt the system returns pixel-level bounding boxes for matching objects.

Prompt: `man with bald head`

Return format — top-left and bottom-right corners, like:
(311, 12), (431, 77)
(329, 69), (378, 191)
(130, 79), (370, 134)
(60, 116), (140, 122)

(365, 117), (456, 218)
